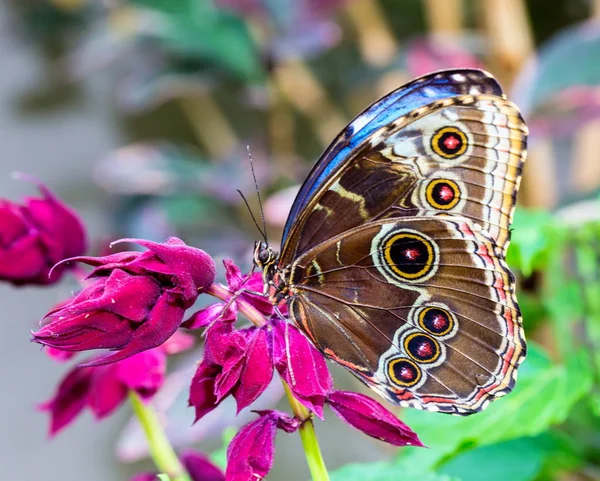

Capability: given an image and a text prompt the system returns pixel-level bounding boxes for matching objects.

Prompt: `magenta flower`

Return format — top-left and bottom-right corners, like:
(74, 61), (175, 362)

(0, 181), (86, 285)
(40, 332), (193, 436)
(131, 450), (224, 481)
(188, 308), (331, 421)
(327, 390), (423, 447)
(31, 237), (215, 365)
(189, 322), (273, 420)
(226, 410), (299, 481)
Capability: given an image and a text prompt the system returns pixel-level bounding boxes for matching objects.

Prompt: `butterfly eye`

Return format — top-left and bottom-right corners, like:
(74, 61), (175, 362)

(258, 248), (271, 264)
(431, 126), (468, 159)
(425, 179), (461, 210)
(386, 357), (422, 388)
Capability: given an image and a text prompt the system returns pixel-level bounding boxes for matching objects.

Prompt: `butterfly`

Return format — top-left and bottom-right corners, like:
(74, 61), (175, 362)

(254, 69), (527, 415)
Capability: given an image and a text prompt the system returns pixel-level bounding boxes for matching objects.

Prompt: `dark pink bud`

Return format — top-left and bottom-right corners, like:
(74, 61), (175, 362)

(0, 181), (86, 285)
(272, 320), (332, 418)
(40, 344), (175, 436)
(225, 411), (297, 481)
(327, 390), (424, 447)
(32, 238), (215, 364)
(181, 450), (225, 481)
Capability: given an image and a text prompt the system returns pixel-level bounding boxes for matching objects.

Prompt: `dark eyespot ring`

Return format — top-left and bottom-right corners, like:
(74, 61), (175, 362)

(403, 333), (441, 363)
(387, 357), (422, 387)
(418, 307), (455, 337)
(431, 126), (468, 159)
(383, 232), (436, 281)
(425, 179), (461, 210)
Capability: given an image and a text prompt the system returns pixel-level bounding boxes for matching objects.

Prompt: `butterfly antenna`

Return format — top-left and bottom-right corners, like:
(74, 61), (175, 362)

(237, 189), (268, 242)
(246, 145), (269, 242)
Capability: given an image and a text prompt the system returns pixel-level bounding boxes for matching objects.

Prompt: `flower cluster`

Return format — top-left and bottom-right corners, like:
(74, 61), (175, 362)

(32, 237), (215, 364)
(184, 261), (422, 479)
(0, 180), (86, 285)
(2, 181), (422, 481)
(41, 332), (194, 436)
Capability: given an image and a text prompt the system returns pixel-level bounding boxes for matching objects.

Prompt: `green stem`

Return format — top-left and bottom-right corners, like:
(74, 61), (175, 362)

(207, 283), (330, 481)
(128, 391), (192, 481)
(284, 384), (330, 481)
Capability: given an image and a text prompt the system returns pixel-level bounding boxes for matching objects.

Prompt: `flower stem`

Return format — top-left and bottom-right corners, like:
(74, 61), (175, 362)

(128, 391), (191, 481)
(283, 383), (330, 481)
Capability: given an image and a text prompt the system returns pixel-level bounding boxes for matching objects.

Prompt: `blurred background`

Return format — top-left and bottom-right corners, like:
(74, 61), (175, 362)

(1, 0), (600, 480)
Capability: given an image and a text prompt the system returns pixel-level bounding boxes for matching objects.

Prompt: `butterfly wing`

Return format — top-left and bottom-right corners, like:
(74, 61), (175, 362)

(283, 69), (505, 244)
(287, 217), (524, 414)
(277, 69), (527, 414)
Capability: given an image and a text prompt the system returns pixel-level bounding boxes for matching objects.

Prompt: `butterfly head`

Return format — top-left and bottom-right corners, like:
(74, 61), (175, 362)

(253, 240), (279, 291)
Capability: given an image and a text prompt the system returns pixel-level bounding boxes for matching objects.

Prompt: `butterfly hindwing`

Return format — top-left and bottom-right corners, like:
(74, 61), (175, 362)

(287, 217), (524, 414)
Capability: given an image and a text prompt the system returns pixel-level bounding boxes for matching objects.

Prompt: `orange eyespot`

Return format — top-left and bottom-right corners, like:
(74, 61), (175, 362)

(431, 126), (468, 159)
(387, 357), (422, 387)
(403, 333), (441, 364)
(383, 232), (435, 281)
(418, 306), (455, 337)
(425, 179), (461, 210)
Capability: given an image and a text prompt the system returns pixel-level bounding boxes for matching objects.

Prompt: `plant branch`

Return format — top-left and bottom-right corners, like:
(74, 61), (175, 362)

(128, 391), (191, 481)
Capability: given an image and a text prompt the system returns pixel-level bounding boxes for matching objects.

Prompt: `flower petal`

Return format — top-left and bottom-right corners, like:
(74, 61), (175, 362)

(38, 365), (93, 436)
(273, 320), (332, 418)
(327, 390), (424, 447)
(225, 413), (278, 481)
(232, 327), (273, 412)
(189, 360), (223, 422)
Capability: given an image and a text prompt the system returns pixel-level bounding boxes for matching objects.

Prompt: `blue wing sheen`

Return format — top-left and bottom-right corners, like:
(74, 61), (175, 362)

(281, 69), (503, 244)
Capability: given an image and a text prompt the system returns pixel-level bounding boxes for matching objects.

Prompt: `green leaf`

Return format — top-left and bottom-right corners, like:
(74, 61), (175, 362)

(132, 0), (263, 82)
(157, 475), (171, 481)
(438, 437), (546, 481)
(330, 461), (459, 481)
(395, 343), (593, 470)
(506, 209), (554, 275)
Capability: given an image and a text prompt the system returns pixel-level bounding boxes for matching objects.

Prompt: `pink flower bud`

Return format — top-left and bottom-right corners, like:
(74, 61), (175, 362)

(327, 390), (424, 447)
(225, 411), (298, 481)
(32, 238), (215, 364)
(0, 182), (86, 285)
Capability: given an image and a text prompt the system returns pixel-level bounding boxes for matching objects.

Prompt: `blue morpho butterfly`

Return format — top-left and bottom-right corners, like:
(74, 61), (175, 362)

(253, 69), (527, 415)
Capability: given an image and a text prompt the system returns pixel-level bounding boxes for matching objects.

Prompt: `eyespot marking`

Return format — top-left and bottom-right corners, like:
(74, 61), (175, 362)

(404, 333), (441, 363)
(431, 126), (468, 159)
(387, 357), (422, 387)
(425, 179), (461, 210)
(418, 306), (455, 337)
(383, 232), (436, 281)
